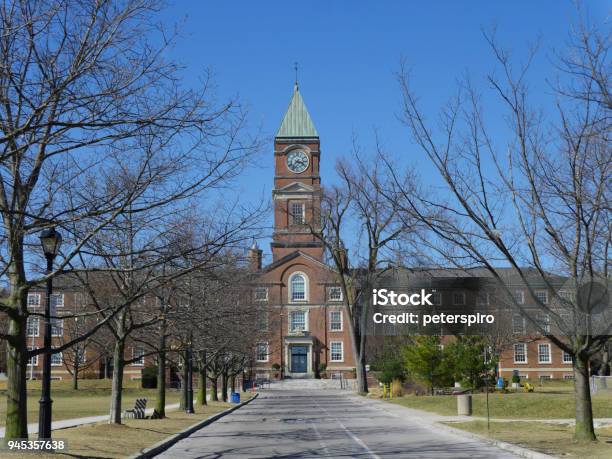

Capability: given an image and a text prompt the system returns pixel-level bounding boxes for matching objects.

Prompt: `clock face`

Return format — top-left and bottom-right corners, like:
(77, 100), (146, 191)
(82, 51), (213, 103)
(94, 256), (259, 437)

(286, 150), (309, 174)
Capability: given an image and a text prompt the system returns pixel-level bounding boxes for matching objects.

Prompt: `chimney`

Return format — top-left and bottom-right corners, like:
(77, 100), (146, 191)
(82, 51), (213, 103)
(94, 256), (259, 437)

(247, 238), (262, 271)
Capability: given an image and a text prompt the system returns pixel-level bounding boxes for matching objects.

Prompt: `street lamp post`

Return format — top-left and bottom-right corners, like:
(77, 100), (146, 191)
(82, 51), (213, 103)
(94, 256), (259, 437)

(38, 227), (62, 442)
(186, 335), (194, 414)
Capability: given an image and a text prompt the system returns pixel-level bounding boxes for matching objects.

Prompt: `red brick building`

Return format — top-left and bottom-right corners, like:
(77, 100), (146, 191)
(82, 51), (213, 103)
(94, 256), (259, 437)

(25, 287), (148, 382)
(250, 84), (356, 379)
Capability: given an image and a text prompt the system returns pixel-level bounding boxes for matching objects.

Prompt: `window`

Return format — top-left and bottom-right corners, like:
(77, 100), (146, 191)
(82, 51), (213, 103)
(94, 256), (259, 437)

(539, 375), (552, 381)
(558, 290), (574, 302)
(564, 374), (574, 380)
(538, 344), (551, 363)
(26, 317), (39, 337)
(452, 292), (465, 306)
(431, 292), (442, 305)
(477, 292), (490, 306)
(512, 315), (526, 334)
(330, 342), (343, 362)
(536, 313), (551, 333)
(328, 286), (343, 302)
(514, 343), (527, 363)
(27, 348), (38, 366)
(51, 319), (63, 337)
(290, 273), (307, 302)
(257, 309), (269, 332)
(513, 291), (525, 304)
(562, 351), (573, 364)
(51, 293), (64, 309)
(27, 293), (41, 307)
(290, 310), (306, 332)
(291, 202), (305, 225)
(74, 347), (87, 365)
(254, 287), (268, 301)
(535, 290), (548, 304)
(51, 352), (63, 366)
(256, 342), (269, 362)
(330, 311), (342, 331)
(132, 347), (145, 366)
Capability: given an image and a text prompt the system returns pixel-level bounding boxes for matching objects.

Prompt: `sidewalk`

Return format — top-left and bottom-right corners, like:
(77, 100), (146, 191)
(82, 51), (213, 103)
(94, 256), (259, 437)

(0, 403), (180, 438)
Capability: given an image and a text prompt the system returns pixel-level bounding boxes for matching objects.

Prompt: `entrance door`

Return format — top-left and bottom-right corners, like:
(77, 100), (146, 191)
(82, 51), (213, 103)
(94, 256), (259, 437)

(290, 345), (308, 373)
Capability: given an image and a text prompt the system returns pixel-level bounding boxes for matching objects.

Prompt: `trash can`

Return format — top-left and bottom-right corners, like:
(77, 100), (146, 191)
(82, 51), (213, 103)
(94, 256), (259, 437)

(230, 392), (240, 404)
(457, 393), (472, 416)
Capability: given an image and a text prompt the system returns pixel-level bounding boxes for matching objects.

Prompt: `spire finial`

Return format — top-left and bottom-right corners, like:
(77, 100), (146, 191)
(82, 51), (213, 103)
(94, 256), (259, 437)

(294, 62), (299, 91)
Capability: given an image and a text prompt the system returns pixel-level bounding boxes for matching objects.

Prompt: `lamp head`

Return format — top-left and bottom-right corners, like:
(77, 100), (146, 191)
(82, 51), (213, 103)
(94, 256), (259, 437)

(40, 227), (62, 259)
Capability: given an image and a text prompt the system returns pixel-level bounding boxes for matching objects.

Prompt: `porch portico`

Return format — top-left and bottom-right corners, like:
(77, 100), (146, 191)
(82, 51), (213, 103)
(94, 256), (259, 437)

(284, 333), (314, 378)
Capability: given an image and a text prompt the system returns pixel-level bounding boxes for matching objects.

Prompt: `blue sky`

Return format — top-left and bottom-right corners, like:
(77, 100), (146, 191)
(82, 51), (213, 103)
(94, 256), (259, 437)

(159, 0), (609, 260)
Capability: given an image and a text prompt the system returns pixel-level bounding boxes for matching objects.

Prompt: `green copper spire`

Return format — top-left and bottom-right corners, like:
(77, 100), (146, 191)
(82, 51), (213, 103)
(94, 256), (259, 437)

(276, 83), (318, 138)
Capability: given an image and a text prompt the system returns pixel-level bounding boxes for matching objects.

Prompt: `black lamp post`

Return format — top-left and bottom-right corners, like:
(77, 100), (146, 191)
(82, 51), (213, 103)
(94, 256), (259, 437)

(38, 227), (62, 441)
(186, 334), (194, 414)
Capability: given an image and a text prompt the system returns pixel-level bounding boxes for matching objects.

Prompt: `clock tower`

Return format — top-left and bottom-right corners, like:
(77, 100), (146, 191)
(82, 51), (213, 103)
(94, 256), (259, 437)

(271, 83), (324, 262)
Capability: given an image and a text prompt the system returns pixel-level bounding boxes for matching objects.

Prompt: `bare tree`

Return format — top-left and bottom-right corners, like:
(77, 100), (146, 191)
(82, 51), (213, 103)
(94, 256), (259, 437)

(391, 19), (610, 441)
(314, 152), (410, 393)
(0, 0), (259, 439)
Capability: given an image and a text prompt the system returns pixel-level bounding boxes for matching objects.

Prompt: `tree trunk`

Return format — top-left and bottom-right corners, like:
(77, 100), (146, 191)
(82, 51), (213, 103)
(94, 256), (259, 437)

(5, 327), (28, 440)
(197, 352), (207, 405)
(356, 351), (368, 394)
(599, 348), (610, 376)
(573, 353), (596, 441)
(109, 339), (125, 424)
(231, 375), (236, 393)
(221, 371), (228, 402)
(209, 374), (218, 401)
(156, 347), (166, 417)
(72, 363), (79, 390)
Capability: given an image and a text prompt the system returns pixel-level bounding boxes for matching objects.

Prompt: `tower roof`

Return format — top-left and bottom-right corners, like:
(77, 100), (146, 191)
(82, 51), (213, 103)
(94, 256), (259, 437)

(276, 84), (318, 138)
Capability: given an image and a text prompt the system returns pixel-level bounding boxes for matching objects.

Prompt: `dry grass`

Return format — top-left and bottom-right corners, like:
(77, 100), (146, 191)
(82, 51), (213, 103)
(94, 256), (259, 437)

(388, 380), (612, 419)
(0, 379), (182, 427)
(445, 421), (612, 459)
(4, 396), (253, 458)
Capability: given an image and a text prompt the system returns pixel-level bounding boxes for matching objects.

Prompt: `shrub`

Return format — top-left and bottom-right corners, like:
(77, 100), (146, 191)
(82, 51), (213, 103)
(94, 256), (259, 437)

(141, 364), (158, 388)
(79, 369), (99, 380)
(511, 374), (521, 384)
(271, 363), (281, 370)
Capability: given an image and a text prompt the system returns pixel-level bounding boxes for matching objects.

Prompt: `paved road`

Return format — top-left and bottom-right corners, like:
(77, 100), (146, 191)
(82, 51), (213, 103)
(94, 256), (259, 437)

(157, 389), (522, 458)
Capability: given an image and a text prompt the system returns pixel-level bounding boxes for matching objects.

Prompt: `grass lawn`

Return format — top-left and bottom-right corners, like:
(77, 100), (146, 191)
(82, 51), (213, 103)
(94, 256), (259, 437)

(445, 421), (612, 459)
(389, 381), (612, 419)
(4, 399), (243, 458)
(0, 379), (182, 427)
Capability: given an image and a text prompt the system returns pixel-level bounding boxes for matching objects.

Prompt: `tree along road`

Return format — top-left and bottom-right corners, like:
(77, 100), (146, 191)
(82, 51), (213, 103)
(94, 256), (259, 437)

(157, 388), (523, 458)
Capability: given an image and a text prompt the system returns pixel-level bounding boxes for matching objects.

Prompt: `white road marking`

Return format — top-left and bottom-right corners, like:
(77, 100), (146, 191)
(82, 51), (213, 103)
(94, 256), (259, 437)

(314, 397), (381, 459)
(309, 419), (331, 457)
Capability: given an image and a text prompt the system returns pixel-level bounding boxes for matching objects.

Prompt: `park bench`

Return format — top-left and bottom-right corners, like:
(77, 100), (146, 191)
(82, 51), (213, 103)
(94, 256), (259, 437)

(433, 388), (455, 395)
(123, 398), (147, 419)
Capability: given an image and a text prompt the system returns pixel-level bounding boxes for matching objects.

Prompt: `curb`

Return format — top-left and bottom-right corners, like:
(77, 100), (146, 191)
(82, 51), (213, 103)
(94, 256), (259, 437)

(128, 393), (259, 459)
(434, 421), (559, 459)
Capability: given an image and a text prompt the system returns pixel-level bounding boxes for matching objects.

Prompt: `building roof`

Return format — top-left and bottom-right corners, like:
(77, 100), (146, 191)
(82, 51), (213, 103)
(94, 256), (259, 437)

(276, 84), (318, 138)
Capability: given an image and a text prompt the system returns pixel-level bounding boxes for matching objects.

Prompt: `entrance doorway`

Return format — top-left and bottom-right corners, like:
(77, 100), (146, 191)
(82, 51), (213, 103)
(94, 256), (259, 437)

(290, 345), (308, 373)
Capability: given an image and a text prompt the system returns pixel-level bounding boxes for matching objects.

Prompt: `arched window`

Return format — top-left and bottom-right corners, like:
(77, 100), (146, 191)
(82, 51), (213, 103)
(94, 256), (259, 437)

(290, 273), (307, 302)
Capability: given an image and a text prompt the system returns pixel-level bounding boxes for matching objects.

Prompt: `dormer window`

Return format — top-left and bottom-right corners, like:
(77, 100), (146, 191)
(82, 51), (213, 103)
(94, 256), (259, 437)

(291, 202), (305, 225)
(290, 272), (308, 302)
